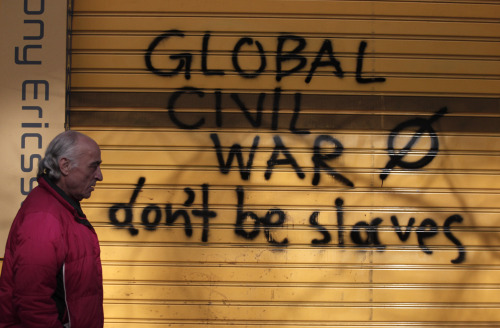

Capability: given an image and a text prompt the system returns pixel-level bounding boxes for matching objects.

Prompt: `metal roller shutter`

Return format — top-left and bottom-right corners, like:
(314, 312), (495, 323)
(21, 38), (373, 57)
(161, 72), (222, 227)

(69, 0), (500, 326)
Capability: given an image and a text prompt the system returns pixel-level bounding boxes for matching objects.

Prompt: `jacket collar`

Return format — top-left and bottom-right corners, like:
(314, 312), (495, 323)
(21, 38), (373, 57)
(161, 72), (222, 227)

(39, 174), (86, 218)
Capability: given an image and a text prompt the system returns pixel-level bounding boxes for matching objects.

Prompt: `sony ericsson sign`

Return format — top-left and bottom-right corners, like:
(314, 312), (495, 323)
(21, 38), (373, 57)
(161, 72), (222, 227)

(11, 0), (66, 196)
(0, 0), (66, 251)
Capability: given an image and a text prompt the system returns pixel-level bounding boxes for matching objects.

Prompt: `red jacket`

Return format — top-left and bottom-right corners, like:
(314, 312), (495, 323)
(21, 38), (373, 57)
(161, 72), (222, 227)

(0, 176), (104, 327)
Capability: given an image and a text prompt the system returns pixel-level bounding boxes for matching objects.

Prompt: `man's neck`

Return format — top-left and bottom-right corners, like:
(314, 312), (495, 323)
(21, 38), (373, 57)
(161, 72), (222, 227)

(42, 175), (85, 217)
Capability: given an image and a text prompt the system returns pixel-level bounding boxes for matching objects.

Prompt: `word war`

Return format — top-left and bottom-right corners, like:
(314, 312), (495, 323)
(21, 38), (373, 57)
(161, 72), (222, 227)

(208, 107), (447, 185)
(109, 179), (466, 264)
(211, 133), (353, 187)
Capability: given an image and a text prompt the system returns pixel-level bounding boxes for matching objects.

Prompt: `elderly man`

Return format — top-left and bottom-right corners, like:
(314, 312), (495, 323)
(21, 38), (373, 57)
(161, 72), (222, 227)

(0, 131), (104, 328)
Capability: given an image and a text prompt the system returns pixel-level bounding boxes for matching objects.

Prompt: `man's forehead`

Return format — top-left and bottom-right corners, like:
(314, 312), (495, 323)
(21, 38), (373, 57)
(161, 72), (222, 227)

(77, 134), (99, 148)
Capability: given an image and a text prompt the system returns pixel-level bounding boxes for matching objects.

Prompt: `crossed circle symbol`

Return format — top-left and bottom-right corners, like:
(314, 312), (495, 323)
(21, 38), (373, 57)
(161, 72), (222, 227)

(380, 107), (447, 181)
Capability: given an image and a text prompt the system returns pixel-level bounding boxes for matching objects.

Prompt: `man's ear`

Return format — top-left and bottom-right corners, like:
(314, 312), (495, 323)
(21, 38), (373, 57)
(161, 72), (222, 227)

(59, 157), (71, 176)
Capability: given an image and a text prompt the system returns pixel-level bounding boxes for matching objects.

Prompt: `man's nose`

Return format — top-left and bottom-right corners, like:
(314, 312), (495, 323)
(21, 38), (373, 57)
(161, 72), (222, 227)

(96, 166), (103, 181)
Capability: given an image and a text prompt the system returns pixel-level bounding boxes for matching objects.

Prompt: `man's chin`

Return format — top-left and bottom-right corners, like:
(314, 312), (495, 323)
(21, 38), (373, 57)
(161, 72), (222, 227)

(80, 192), (93, 200)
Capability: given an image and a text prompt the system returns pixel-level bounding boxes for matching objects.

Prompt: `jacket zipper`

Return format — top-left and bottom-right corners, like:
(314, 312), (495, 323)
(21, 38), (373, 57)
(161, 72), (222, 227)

(62, 263), (71, 328)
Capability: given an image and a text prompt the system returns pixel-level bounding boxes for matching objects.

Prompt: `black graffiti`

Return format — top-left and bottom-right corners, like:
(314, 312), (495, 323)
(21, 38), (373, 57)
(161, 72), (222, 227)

(391, 215), (415, 241)
(236, 188), (466, 263)
(265, 135), (305, 180)
(232, 37), (266, 78)
(167, 87), (205, 129)
(330, 198), (466, 263)
(275, 35), (307, 82)
(235, 186), (288, 245)
(203, 33), (225, 76)
(417, 218), (438, 254)
(145, 30), (386, 84)
(165, 187), (195, 237)
(305, 39), (344, 83)
(210, 133), (260, 181)
(309, 211), (331, 245)
(168, 87), (309, 134)
(108, 177), (145, 235)
(335, 198), (345, 246)
(263, 209), (289, 245)
(312, 135), (353, 187)
(309, 198), (344, 246)
(211, 133), (353, 187)
(391, 214), (465, 263)
(191, 184), (217, 242)
(235, 186), (260, 240)
(350, 218), (385, 250)
(145, 30), (192, 79)
(443, 215), (466, 264)
(380, 107), (448, 181)
(144, 191), (193, 230)
(356, 41), (386, 84)
(108, 182), (466, 264)
(108, 178), (215, 242)
(141, 205), (161, 231)
(229, 92), (265, 127)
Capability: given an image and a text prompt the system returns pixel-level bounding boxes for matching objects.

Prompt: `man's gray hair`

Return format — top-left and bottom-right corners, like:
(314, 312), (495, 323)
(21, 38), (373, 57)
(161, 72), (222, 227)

(37, 130), (84, 180)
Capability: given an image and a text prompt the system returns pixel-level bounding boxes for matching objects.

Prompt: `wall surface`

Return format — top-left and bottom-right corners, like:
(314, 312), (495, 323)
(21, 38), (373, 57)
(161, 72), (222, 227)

(69, 0), (500, 327)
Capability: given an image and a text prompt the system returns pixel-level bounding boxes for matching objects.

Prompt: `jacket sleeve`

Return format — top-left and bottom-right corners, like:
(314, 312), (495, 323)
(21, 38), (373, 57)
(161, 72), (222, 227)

(10, 211), (67, 328)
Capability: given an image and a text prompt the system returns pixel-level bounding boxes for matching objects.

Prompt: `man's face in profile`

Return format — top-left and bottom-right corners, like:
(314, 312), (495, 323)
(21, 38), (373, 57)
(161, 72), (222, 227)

(65, 137), (103, 201)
